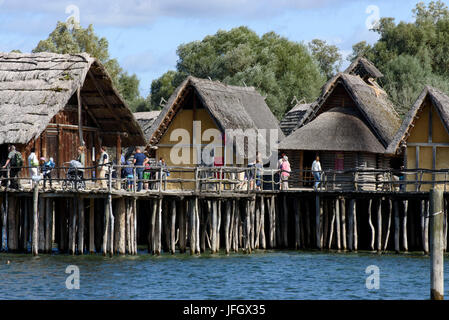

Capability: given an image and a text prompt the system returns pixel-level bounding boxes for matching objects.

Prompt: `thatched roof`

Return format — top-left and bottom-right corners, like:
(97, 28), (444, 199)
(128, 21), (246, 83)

(344, 56), (383, 79)
(0, 52), (145, 147)
(279, 103), (311, 136)
(297, 72), (400, 148)
(147, 76), (284, 147)
(279, 107), (385, 153)
(387, 86), (449, 154)
(134, 111), (161, 141)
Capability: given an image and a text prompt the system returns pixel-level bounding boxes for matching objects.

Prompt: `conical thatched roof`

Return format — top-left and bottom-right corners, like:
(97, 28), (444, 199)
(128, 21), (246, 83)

(297, 73), (400, 148)
(387, 86), (449, 154)
(279, 103), (311, 136)
(0, 52), (145, 146)
(147, 76), (284, 147)
(344, 56), (383, 79)
(279, 107), (386, 153)
(134, 111), (161, 141)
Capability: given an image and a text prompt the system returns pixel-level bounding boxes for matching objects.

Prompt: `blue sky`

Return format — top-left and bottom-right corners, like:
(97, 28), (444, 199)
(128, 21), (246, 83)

(0, 0), (439, 96)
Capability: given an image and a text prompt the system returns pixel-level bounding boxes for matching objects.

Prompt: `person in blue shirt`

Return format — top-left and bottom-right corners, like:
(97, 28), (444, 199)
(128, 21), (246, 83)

(133, 147), (148, 192)
(42, 157), (55, 189)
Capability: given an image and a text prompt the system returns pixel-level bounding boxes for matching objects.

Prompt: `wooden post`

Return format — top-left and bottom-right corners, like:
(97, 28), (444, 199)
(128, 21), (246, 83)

(430, 188), (444, 300)
(38, 197), (45, 252)
(102, 198), (109, 256)
(78, 197), (84, 255)
(155, 197), (162, 255)
(315, 194), (321, 249)
(170, 199), (176, 254)
(89, 198), (95, 253)
(377, 198), (382, 253)
(341, 198), (347, 251)
(403, 200), (408, 252)
(368, 199), (375, 251)
(225, 200), (231, 254)
(108, 195), (114, 256)
(178, 199), (186, 253)
(394, 200), (400, 253)
(22, 199), (29, 251)
(260, 196), (266, 250)
(69, 198), (77, 255)
(348, 199), (354, 252)
(328, 199), (336, 250)
(189, 199), (195, 255)
(353, 199), (358, 251)
(133, 198), (137, 255)
(255, 198), (260, 249)
(116, 135), (121, 190)
(150, 199), (157, 254)
(195, 197), (200, 254)
(335, 198), (341, 250)
(294, 198), (301, 249)
(383, 199), (392, 251)
(305, 199), (311, 248)
(323, 200), (329, 249)
(7, 196), (17, 251)
(114, 198), (126, 254)
(32, 185), (39, 256)
(211, 200), (217, 254)
(283, 195), (288, 248)
(125, 199), (131, 254)
(45, 198), (53, 253)
(424, 200), (430, 254)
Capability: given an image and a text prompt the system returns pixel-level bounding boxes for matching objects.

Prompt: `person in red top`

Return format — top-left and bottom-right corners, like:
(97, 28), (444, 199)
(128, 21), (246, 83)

(280, 155), (291, 190)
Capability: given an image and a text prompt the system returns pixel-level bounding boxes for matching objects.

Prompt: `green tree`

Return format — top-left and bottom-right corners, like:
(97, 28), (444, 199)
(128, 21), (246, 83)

(150, 26), (325, 118)
(308, 39), (342, 79)
(33, 19), (145, 110)
(349, 1), (449, 117)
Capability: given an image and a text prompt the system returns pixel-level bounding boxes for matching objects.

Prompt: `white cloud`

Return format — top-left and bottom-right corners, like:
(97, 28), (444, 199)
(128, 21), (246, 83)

(0, 0), (361, 28)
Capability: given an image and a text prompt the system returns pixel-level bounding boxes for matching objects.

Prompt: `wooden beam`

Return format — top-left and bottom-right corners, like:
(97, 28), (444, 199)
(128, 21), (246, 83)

(77, 87), (84, 146)
(88, 71), (127, 132)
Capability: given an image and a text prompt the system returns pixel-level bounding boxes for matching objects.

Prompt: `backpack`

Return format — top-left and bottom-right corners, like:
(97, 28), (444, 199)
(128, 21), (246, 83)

(11, 152), (23, 168)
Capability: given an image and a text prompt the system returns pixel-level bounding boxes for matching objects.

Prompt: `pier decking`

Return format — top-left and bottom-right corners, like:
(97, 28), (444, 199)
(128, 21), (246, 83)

(1, 165), (448, 256)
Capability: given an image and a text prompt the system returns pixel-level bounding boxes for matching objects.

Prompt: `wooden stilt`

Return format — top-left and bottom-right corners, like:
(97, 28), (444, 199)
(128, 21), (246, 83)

(305, 199), (311, 248)
(195, 197), (200, 254)
(102, 198), (109, 256)
(335, 198), (341, 250)
(89, 198), (95, 253)
(294, 198), (301, 249)
(377, 198), (382, 253)
(22, 199), (28, 251)
(38, 197), (45, 252)
(32, 185), (39, 255)
(217, 200), (221, 251)
(260, 196), (266, 250)
(328, 199), (336, 250)
(353, 199), (358, 252)
(45, 198), (53, 253)
(348, 199), (354, 251)
(108, 195), (114, 256)
(402, 200), (408, 252)
(424, 200), (430, 254)
(283, 195), (288, 248)
(211, 200), (217, 254)
(77, 197), (84, 255)
(341, 198), (347, 251)
(155, 197), (162, 255)
(430, 188), (444, 300)
(255, 198), (260, 249)
(7, 196), (18, 251)
(394, 200), (400, 253)
(170, 199), (176, 254)
(315, 194), (321, 249)
(178, 199), (186, 253)
(383, 199), (392, 251)
(368, 199), (375, 251)
(323, 200), (329, 249)
(189, 199), (195, 255)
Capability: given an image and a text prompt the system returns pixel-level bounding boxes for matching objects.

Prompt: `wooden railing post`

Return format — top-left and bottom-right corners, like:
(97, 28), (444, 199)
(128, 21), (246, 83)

(108, 165), (112, 193)
(133, 166), (137, 194)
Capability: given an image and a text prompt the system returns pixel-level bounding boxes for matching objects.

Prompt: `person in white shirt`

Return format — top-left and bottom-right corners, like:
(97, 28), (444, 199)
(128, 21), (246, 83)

(28, 147), (39, 179)
(312, 155), (322, 190)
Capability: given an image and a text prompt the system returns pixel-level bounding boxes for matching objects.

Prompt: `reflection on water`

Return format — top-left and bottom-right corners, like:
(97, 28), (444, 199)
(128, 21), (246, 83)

(0, 250), (446, 300)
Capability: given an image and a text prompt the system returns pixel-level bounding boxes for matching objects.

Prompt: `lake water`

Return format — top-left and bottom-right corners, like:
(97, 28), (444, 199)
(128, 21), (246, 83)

(0, 250), (446, 300)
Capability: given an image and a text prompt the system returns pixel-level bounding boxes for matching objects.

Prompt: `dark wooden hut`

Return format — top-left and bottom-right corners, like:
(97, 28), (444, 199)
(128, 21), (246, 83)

(279, 103), (311, 136)
(0, 52), (145, 178)
(279, 71), (401, 190)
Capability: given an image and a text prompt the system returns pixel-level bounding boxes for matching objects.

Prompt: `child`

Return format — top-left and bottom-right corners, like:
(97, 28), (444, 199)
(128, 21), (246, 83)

(42, 157), (55, 189)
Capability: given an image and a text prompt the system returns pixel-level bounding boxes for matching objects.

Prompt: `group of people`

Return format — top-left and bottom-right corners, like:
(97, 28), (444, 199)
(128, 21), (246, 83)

(1, 145), (55, 190)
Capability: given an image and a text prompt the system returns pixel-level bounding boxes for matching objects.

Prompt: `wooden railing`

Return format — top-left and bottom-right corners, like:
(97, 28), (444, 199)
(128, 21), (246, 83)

(1, 165), (449, 193)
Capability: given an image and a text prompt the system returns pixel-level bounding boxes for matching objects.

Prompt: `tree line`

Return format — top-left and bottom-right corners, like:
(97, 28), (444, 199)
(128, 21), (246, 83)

(18, 1), (449, 119)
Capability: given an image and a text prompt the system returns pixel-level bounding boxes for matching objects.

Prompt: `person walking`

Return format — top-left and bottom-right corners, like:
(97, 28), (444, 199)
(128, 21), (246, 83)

(2, 145), (23, 189)
(280, 155), (291, 190)
(97, 146), (109, 189)
(312, 155), (322, 190)
(133, 147), (148, 192)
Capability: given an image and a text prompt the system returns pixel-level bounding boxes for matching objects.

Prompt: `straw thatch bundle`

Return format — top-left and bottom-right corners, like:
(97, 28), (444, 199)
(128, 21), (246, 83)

(0, 52), (145, 147)
(147, 76), (284, 150)
(279, 107), (385, 153)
